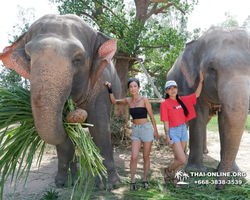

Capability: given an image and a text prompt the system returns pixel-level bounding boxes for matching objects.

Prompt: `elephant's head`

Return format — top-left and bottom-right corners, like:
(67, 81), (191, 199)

(179, 27), (250, 127)
(0, 14), (117, 145)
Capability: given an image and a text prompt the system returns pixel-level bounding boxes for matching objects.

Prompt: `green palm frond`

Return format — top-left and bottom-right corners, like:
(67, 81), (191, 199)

(0, 82), (107, 200)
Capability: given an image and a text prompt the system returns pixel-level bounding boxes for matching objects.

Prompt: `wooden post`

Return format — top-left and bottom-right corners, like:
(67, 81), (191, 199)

(113, 55), (164, 103)
(138, 61), (163, 100)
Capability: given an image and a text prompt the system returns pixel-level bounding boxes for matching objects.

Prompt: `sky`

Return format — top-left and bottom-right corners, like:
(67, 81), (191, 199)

(0, 0), (58, 49)
(0, 0), (249, 51)
(187, 0), (250, 31)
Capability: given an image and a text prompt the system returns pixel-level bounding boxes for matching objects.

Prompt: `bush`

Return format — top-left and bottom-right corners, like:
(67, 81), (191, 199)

(110, 116), (131, 146)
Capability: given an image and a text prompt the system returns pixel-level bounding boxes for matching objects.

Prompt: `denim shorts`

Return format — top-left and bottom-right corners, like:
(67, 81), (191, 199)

(169, 123), (188, 144)
(131, 122), (154, 142)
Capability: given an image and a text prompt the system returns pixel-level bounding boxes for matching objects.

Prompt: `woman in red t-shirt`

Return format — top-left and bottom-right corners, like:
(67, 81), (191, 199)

(160, 70), (204, 189)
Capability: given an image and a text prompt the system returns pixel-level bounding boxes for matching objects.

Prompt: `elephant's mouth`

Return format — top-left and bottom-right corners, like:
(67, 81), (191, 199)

(71, 81), (91, 107)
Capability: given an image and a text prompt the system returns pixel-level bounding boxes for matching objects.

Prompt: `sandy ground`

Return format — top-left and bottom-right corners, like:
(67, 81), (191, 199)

(3, 126), (250, 199)
(113, 126), (250, 182)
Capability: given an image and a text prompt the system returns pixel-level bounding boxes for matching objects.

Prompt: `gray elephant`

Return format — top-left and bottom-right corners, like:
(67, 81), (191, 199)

(168, 27), (250, 190)
(0, 14), (121, 189)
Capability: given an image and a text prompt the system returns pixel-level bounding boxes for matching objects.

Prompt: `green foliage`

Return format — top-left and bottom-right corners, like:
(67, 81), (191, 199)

(206, 117), (219, 133)
(0, 67), (24, 90)
(49, 0), (198, 79)
(140, 76), (166, 99)
(64, 100), (107, 200)
(0, 84), (45, 200)
(0, 83), (106, 200)
(188, 28), (202, 41)
(154, 113), (250, 133)
(123, 176), (250, 200)
(245, 114), (250, 132)
(153, 112), (163, 125)
(207, 116), (250, 133)
(41, 189), (59, 200)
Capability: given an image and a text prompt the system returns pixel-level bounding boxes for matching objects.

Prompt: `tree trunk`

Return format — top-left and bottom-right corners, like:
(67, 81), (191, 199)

(114, 57), (129, 120)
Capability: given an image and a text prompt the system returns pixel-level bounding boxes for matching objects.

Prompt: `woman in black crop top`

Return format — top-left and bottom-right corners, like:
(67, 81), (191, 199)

(105, 78), (158, 191)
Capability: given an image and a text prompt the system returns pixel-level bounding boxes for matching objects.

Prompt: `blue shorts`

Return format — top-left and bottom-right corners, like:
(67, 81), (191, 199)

(131, 122), (154, 142)
(169, 123), (188, 144)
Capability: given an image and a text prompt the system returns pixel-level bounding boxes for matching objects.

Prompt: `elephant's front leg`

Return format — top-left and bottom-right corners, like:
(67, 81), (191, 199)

(216, 109), (244, 190)
(55, 137), (77, 186)
(186, 100), (209, 171)
(87, 101), (120, 189)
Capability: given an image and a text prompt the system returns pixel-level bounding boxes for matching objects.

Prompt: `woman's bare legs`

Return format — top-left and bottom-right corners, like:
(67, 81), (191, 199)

(142, 141), (153, 182)
(172, 141), (187, 174)
(130, 140), (141, 183)
(170, 141), (187, 173)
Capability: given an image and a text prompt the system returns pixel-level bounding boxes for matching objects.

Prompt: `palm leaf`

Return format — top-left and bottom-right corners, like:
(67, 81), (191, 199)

(0, 82), (107, 200)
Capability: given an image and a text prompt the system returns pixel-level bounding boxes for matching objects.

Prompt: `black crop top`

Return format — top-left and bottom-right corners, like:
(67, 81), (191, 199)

(129, 107), (148, 119)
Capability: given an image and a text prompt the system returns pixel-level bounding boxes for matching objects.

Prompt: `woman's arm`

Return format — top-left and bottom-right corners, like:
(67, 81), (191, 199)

(145, 97), (159, 140)
(105, 81), (127, 105)
(195, 70), (204, 98)
(164, 121), (171, 146)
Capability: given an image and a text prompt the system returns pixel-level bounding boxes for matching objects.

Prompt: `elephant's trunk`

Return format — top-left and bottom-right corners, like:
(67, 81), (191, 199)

(216, 76), (249, 184)
(218, 76), (249, 165)
(219, 76), (249, 132)
(31, 86), (66, 145)
(30, 49), (72, 145)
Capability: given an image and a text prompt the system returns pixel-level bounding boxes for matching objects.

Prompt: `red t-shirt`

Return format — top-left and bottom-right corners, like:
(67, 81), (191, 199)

(160, 93), (197, 128)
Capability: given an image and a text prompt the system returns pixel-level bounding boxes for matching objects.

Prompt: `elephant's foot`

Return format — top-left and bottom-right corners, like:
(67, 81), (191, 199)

(185, 163), (206, 172)
(203, 147), (209, 154)
(55, 163), (78, 187)
(231, 162), (239, 172)
(95, 168), (121, 190)
(216, 162), (239, 173)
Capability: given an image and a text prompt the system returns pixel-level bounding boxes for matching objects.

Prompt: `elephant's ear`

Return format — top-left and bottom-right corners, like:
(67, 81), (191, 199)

(180, 40), (199, 88)
(0, 32), (30, 79)
(90, 32), (117, 86)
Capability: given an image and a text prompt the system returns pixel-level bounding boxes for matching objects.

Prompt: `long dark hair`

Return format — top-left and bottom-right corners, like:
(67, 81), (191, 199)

(127, 78), (140, 88)
(165, 93), (189, 117)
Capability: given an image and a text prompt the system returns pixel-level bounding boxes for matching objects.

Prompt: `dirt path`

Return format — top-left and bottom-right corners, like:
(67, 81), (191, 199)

(3, 127), (250, 199)
(113, 125), (250, 183)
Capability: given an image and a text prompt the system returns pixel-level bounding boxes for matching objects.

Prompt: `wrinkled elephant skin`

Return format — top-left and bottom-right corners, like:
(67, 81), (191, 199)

(0, 14), (121, 189)
(168, 28), (250, 190)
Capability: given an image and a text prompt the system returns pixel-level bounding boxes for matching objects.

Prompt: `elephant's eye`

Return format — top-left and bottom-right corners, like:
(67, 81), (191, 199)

(72, 55), (84, 66)
(26, 54), (31, 62)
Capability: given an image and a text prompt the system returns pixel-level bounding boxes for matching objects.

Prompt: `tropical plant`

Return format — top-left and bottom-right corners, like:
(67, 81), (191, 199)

(0, 83), (106, 200)
(41, 189), (59, 200)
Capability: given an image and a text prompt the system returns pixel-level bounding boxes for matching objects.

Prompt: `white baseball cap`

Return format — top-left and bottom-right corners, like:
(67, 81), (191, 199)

(165, 80), (178, 89)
